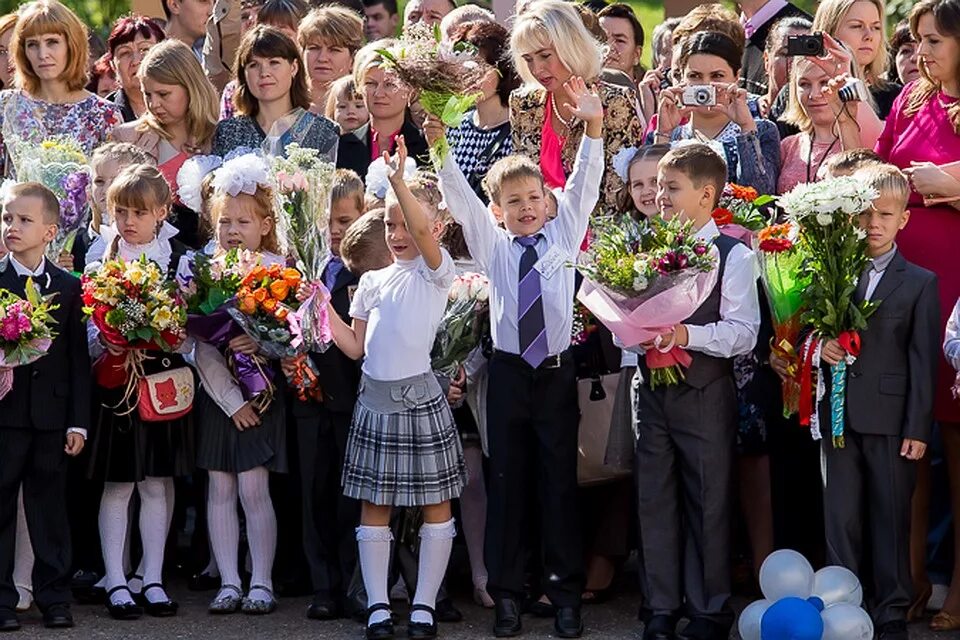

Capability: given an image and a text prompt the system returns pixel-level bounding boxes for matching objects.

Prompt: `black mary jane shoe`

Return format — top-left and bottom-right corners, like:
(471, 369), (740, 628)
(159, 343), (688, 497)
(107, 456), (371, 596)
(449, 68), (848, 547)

(365, 603), (395, 640)
(407, 604), (438, 639)
(141, 583), (179, 618)
(105, 586), (144, 621)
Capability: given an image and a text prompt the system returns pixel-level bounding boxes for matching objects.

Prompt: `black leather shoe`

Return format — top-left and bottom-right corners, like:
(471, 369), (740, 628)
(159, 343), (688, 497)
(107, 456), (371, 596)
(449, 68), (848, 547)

(407, 604), (438, 639)
(43, 603), (74, 629)
(435, 598), (462, 623)
(554, 606), (583, 638)
(365, 603), (395, 640)
(307, 592), (340, 620)
(105, 586), (143, 621)
(493, 598), (522, 637)
(643, 614), (678, 640)
(677, 617), (727, 640)
(141, 583), (179, 617)
(0, 609), (19, 632)
(876, 620), (909, 640)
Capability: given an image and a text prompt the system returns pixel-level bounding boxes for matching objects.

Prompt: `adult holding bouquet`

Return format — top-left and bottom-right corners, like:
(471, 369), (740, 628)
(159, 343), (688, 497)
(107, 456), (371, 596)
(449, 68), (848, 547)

(0, 0), (121, 179)
(104, 15), (166, 123)
(510, 0), (642, 213)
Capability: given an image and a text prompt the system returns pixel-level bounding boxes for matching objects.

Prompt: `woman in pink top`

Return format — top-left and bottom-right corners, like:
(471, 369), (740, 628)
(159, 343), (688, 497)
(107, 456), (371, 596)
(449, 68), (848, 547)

(876, 0), (960, 628)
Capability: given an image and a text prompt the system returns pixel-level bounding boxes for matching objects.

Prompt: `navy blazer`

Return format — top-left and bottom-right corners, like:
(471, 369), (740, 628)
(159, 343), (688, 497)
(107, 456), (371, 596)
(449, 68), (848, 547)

(0, 257), (91, 432)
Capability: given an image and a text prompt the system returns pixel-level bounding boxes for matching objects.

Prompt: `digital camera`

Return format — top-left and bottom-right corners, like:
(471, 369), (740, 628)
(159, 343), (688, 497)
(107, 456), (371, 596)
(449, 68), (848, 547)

(681, 85), (717, 107)
(838, 77), (870, 103)
(786, 33), (825, 57)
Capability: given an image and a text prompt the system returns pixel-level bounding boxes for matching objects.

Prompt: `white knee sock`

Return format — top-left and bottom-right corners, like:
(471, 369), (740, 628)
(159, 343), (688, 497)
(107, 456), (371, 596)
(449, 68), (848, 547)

(137, 477), (172, 604)
(238, 468), (276, 601)
(13, 489), (33, 594)
(208, 471), (241, 596)
(99, 482), (136, 606)
(411, 519), (456, 625)
(357, 525), (393, 625)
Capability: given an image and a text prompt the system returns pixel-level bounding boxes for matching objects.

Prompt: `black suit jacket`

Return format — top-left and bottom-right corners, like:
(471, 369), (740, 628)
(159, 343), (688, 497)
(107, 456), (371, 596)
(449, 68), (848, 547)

(828, 252), (940, 442)
(336, 116), (430, 182)
(293, 263), (362, 417)
(741, 3), (812, 95)
(0, 258), (91, 432)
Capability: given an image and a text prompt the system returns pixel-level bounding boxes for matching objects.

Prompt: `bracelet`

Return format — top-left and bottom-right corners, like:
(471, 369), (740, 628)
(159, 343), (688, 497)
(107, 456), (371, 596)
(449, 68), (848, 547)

(655, 132), (671, 141)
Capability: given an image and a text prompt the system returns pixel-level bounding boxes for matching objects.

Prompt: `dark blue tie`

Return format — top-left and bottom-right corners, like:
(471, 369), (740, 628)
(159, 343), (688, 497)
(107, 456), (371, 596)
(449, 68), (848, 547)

(516, 235), (548, 368)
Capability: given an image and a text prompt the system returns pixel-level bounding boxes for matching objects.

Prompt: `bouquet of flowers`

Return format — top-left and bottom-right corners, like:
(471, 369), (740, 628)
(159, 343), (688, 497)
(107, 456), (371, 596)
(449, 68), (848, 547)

(712, 183), (774, 246)
(756, 222), (809, 417)
(376, 22), (489, 166)
(778, 177), (879, 446)
(0, 278), (59, 399)
(228, 263), (307, 360)
(431, 272), (490, 378)
(577, 215), (718, 387)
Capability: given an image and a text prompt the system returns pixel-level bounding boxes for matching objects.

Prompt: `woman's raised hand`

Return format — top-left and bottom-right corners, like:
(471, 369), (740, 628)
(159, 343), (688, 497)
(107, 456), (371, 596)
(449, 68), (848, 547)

(808, 33), (854, 81)
(423, 116), (447, 149)
(656, 86), (688, 135)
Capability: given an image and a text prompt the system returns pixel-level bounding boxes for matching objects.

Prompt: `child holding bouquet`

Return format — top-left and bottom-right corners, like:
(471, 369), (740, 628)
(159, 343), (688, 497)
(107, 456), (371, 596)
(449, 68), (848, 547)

(326, 136), (465, 640)
(636, 144), (759, 640)
(0, 183), (90, 631)
(85, 165), (193, 621)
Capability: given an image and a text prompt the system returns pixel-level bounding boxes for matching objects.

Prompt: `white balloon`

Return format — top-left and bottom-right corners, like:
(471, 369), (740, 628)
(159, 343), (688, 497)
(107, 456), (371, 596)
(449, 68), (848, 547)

(759, 549), (815, 601)
(821, 604), (874, 640)
(813, 566), (863, 608)
(737, 599), (771, 640)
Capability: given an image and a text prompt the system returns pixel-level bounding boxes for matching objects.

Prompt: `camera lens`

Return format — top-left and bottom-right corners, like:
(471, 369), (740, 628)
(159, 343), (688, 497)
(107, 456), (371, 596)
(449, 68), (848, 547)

(695, 88), (710, 105)
(805, 39), (818, 53)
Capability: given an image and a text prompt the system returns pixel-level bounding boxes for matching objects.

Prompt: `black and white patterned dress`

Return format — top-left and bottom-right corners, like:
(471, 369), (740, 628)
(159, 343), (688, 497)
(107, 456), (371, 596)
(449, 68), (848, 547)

(447, 111), (513, 203)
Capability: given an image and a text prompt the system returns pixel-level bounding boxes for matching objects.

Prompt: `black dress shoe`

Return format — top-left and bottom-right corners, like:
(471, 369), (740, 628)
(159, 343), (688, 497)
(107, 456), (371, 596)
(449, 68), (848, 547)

(876, 620), (909, 640)
(407, 604), (438, 639)
(366, 603), (395, 640)
(188, 572), (221, 592)
(493, 598), (522, 638)
(307, 593), (340, 620)
(43, 603), (74, 629)
(643, 614), (678, 640)
(435, 598), (462, 623)
(554, 606), (583, 638)
(0, 609), (19, 632)
(141, 583), (179, 617)
(105, 586), (143, 621)
(677, 617), (727, 640)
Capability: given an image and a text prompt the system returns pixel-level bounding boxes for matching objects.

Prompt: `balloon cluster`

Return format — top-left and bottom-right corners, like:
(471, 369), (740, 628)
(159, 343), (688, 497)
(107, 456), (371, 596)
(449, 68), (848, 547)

(738, 550), (874, 640)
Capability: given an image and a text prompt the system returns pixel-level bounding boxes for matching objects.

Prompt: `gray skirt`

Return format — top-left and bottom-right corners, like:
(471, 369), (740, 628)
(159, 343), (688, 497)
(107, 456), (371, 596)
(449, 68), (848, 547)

(342, 372), (466, 506)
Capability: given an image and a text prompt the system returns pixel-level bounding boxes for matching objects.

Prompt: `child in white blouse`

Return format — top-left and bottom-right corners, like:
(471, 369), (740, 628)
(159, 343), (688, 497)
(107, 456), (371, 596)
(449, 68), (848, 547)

(327, 137), (465, 639)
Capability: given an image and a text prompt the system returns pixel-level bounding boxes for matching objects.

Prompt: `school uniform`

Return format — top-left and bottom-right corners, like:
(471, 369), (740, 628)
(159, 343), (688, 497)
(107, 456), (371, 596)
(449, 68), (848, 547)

(0, 256), (90, 613)
(633, 220), (759, 635)
(822, 247), (939, 628)
(437, 134), (604, 609)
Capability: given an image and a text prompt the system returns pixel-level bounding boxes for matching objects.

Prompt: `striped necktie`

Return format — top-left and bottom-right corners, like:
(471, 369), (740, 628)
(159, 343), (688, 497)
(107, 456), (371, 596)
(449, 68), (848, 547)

(516, 235), (548, 368)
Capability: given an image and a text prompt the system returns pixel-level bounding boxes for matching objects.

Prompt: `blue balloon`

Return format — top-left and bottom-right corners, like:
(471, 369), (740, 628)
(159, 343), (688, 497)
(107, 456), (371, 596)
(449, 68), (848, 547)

(760, 597), (825, 640)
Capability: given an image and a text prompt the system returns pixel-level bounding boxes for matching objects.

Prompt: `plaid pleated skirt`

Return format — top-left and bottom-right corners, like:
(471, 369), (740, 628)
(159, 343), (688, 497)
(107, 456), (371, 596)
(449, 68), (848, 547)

(342, 373), (466, 506)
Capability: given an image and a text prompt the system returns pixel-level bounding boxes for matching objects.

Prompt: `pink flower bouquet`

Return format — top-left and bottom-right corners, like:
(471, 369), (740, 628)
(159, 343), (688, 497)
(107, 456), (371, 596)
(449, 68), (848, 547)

(0, 278), (60, 398)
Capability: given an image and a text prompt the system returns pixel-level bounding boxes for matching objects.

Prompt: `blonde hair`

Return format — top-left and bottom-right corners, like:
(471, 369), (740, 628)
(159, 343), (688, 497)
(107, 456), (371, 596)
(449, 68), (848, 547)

(782, 58), (822, 133)
(353, 38), (399, 87)
(671, 3), (743, 45)
(298, 6), (364, 54)
(13, 0), (89, 94)
(386, 171), (445, 220)
(107, 164), (171, 213)
(324, 75), (363, 120)
(340, 208), (391, 275)
(482, 154), (544, 205)
(209, 185), (281, 254)
(510, 0), (603, 86)
(90, 142), (155, 229)
(856, 163), (911, 210)
(905, 0), (960, 132)
(813, 0), (890, 86)
(332, 169), (365, 214)
(137, 40), (219, 148)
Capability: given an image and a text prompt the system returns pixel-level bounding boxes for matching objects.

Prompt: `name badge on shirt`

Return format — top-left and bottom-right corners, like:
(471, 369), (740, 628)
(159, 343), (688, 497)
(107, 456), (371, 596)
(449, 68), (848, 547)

(534, 245), (565, 279)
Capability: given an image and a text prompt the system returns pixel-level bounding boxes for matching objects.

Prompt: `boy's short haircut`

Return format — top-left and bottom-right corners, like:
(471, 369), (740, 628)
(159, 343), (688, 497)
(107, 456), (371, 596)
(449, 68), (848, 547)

(659, 143), (727, 209)
(855, 163), (911, 212)
(332, 169), (365, 214)
(482, 154), (544, 205)
(820, 148), (884, 178)
(91, 142), (156, 169)
(6, 182), (60, 225)
(341, 208), (391, 275)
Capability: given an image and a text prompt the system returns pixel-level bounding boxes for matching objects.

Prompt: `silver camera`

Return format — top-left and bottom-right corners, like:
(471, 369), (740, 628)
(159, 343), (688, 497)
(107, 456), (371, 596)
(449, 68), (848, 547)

(681, 85), (717, 107)
(838, 78), (870, 103)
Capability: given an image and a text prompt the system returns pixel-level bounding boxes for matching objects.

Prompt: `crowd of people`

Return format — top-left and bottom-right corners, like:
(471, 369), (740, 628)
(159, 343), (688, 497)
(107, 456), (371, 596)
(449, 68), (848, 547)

(0, 0), (959, 638)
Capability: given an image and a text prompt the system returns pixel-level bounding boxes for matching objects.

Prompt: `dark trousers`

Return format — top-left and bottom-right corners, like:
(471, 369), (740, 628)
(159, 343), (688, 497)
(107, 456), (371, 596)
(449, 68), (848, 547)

(0, 429), (71, 611)
(485, 351), (582, 607)
(822, 430), (915, 625)
(296, 406), (360, 598)
(634, 374), (736, 623)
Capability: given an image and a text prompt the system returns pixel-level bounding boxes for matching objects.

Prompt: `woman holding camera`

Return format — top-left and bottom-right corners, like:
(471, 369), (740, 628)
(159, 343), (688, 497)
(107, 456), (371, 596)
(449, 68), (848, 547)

(654, 30), (780, 194)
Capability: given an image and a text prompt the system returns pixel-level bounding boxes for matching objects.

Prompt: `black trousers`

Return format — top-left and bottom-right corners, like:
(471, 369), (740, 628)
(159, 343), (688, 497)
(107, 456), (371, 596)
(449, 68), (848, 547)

(296, 406), (360, 598)
(485, 351), (582, 607)
(0, 429), (71, 611)
(822, 430), (915, 625)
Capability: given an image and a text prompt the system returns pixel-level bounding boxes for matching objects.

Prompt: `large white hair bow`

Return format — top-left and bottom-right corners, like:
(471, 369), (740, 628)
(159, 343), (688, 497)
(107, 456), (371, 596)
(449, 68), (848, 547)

(365, 155), (417, 200)
(177, 155), (223, 212)
(211, 152), (272, 198)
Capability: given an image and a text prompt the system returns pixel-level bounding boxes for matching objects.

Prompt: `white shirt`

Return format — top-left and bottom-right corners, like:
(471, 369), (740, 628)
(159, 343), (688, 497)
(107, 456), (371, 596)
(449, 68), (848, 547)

(683, 220), (761, 358)
(437, 135), (604, 356)
(350, 250), (455, 381)
(945, 297), (960, 371)
(10, 255), (87, 440)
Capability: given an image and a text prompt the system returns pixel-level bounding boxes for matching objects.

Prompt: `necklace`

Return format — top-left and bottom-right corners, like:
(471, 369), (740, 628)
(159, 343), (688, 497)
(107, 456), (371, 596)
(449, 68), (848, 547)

(805, 133), (839, 184)
(550, 92), (573, 130)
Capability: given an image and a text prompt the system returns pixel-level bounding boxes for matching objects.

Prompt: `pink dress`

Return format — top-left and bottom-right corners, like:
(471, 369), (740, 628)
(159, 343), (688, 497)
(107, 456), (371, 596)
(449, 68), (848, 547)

(540, 98), (567, 191)
(877, 80), (960, 422)
(777, 134), (842, 195)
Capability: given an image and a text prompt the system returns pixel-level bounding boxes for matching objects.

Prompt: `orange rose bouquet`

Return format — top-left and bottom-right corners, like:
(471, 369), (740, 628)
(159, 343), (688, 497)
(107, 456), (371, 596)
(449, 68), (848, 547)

(226, 264), (308, 359)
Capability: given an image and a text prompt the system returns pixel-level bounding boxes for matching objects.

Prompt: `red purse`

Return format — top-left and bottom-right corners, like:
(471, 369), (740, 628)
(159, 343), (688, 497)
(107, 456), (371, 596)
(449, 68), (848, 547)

(136, 367), (195, 422)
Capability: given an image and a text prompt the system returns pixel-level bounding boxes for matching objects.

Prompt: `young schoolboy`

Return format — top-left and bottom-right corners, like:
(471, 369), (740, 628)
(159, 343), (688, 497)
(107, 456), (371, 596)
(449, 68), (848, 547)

(340, 209), (390, 277)
(638, 144), (760, 640)
(819, 165), (939, 640)
(0, 183), (91, 630)
(430, 76), (604, 639)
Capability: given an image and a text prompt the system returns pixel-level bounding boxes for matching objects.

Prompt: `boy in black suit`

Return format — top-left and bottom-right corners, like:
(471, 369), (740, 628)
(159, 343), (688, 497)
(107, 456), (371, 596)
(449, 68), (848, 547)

(0, 183), (91, 630)
(819, 165), (939, 640)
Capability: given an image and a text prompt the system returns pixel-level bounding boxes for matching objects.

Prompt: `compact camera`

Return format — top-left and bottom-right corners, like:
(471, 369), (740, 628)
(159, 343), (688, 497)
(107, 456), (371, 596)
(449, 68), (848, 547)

(786, 33), (825, 57)
(681, 85), (717, 107)
(838, 77), (870, 103)
(660, 68), (672, 90)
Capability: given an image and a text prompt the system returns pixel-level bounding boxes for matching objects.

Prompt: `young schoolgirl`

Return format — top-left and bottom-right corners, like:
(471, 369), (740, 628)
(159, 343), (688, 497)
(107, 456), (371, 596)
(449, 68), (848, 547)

(327, 137), (465, 640)
(183, 154), (287, 615)
(616, 144), (670, 220)
(85, 164), (194, 621)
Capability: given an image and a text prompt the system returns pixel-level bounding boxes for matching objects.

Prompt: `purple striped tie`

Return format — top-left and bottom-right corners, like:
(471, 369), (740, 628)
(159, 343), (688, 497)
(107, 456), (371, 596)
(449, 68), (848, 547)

(517, 235), (548, 368)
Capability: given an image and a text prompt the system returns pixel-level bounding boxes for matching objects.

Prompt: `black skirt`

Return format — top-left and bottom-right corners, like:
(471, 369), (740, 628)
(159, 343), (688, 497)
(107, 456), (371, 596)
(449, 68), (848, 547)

(194, 387), (288, 474)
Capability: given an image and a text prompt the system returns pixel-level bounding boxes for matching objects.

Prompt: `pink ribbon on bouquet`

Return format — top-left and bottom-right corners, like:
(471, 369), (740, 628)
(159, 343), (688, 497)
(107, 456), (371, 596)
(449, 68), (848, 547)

(291, 281), (333, 351)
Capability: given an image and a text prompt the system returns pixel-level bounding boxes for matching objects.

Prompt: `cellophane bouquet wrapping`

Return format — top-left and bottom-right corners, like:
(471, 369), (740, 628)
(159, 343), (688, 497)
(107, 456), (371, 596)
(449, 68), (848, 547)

(0, 278), (59, 399)
(778, 176), (879, 446)
(227, 263), (308, 359)
(577, 215), (718, 387)
(376, 22), (489, 166)
(431, 272), (490, 378)
(711, 183), (774, 246)
(755, 222), (809, 417)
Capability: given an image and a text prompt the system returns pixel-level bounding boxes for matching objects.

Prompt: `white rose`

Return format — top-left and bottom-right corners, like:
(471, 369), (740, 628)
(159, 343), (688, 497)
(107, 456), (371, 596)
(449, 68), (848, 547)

(475, 278), (490, 302)
(816, 213), (833, 226)
(633, 274), (649, 292)
(448, 279), (465, 301)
